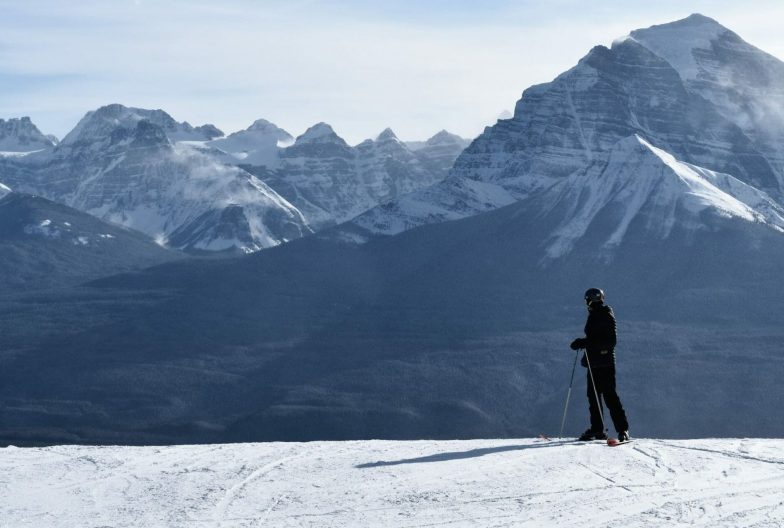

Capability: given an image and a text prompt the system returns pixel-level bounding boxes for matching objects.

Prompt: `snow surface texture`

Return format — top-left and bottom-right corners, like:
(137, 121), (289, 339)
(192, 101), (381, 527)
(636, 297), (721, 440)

(3, 439), (784, 527)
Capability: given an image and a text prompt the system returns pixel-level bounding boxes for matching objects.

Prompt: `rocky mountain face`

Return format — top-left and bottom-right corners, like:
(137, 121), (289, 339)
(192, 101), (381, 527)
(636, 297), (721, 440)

(630, 14), (784, 192)
(0, 105), (311, 253)
(349, 14), (784, 242)
(0, 107), (469, 252)
(0, 117), (56, 152)
(216, 123), (469, 230)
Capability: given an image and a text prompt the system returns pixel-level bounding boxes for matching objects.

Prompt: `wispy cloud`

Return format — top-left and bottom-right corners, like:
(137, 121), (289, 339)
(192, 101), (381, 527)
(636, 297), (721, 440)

(0, 0), (782, 143)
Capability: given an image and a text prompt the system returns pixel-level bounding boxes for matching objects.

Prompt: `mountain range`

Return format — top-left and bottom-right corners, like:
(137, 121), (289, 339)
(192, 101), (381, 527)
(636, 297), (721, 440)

(2, 14), (784, 445)
(347, 14), (784, 242)
(0, 106), (468, 253)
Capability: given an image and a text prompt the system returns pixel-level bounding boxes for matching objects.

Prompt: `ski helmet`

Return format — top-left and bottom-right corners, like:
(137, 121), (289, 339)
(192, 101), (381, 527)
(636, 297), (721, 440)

(584, 288), (605, 304)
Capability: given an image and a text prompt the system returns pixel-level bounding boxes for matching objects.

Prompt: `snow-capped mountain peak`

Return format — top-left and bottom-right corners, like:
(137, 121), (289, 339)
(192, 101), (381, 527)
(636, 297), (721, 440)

(628, 14), (736, 81)
(630, 14), (784, 194)
(294, 122), (346, 146)
(206, 118), (293, 167)
(61, 104), (222, 147)
(376, 128), (400, 142)
(425, 130), (466, 146)
(245, 119), (294, 144)
(0, 117), (56, 153)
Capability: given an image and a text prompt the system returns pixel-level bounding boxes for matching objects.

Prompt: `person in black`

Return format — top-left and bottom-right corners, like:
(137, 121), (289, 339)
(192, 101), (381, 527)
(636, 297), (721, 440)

(570, 288), (630, 442)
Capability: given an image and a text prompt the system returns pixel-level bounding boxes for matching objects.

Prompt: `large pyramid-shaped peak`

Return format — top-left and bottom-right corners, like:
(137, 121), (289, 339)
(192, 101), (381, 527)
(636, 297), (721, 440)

(628, 12), (784, 146)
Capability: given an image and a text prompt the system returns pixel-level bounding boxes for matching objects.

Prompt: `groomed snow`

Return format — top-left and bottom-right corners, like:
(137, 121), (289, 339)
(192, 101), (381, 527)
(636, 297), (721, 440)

(3, 438), (784, 527)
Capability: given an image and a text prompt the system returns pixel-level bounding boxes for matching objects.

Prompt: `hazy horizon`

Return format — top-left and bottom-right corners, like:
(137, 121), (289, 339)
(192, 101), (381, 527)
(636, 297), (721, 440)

(2, 0), (783, 144)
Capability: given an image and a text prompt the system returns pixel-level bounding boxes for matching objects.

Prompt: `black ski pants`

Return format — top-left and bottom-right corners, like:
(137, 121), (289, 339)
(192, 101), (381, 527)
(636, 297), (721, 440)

(587, 365), (629, 434)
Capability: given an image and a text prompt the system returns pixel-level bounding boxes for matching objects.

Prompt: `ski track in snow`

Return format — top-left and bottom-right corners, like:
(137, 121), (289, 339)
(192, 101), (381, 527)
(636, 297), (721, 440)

(2, 439), (784, 527)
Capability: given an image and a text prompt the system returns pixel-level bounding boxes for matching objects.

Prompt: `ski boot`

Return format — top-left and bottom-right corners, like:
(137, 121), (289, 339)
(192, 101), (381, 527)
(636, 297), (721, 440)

(578, 428), (607, 441)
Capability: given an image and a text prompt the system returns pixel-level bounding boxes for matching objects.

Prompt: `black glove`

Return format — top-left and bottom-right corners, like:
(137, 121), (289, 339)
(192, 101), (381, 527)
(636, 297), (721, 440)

(570, 338), (586, 350)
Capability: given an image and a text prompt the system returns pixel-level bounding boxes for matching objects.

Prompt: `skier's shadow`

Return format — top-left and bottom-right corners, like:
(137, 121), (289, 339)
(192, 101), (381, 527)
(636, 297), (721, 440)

(355, 440), (574, 468)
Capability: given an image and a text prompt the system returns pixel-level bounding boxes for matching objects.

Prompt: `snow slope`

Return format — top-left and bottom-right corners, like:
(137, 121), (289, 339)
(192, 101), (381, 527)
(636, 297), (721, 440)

(542, 135), (784, 259)
(3, 438), (784, 527)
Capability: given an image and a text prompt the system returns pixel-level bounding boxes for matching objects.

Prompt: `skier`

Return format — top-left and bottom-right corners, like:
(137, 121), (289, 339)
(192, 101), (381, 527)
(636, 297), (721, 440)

(570, 288), (630, 442)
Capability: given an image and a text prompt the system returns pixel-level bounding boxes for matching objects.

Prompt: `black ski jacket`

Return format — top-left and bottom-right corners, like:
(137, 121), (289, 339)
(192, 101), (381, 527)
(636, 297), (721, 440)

(580, 303), (617, 369)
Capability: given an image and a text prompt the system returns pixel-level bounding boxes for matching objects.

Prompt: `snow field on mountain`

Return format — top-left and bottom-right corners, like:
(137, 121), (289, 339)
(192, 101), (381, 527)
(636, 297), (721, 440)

(3, 438), (784, 527)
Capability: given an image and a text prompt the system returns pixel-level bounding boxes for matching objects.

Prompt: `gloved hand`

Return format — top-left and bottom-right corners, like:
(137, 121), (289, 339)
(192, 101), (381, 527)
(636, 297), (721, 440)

(570, 338), (586, 350)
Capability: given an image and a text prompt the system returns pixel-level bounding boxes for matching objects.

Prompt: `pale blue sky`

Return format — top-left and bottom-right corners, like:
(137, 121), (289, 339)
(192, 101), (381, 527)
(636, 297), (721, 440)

(1, 0), (783, 144)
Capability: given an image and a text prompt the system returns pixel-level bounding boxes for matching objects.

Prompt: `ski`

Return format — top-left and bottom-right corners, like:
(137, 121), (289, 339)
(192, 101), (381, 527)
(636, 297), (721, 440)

(607, 438), (633, 446)
(537, 434), (598, 444)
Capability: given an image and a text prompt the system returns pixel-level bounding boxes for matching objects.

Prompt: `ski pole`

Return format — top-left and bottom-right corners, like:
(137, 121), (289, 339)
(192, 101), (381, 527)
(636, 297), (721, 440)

(558, 349), (580, 438)
(584, 351), (606, 434)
